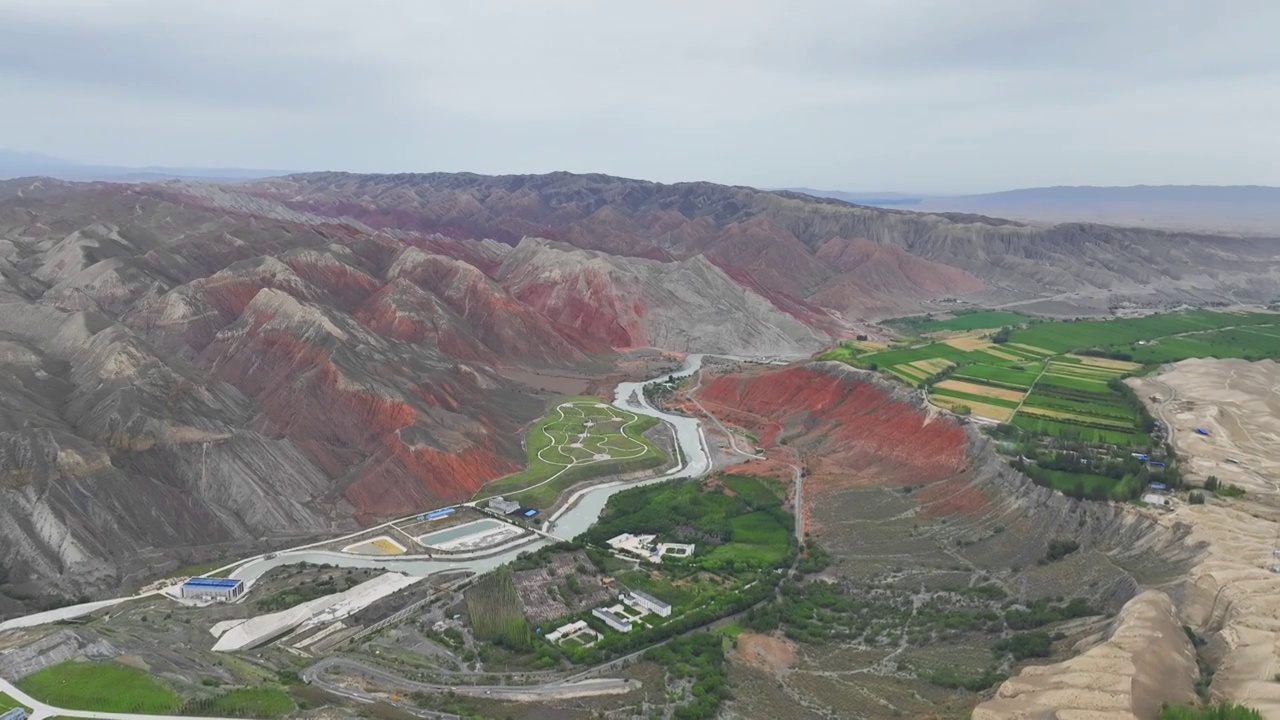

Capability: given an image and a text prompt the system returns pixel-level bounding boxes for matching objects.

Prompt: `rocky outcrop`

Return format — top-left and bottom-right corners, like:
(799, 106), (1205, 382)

(496, 239), (828, 355)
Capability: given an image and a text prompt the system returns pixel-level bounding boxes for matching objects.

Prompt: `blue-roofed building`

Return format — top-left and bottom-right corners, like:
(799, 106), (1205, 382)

(1196, 428), (1210, 436)
(2, 708), (29, 720)
(181, 576), (245, 602)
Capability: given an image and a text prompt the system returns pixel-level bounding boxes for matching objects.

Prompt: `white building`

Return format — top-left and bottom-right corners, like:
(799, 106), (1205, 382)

(607, 533), (660, 561)
(592, 607), (632, 632)
(545, 620), (588, 643)
(180, 577), (245, 602)
(488, 496), (521, 514)
(622, 590), (672, 617)
(657, 542), (695, 559)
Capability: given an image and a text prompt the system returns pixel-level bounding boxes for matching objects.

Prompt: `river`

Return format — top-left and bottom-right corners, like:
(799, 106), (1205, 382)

(224, 354), (711, 584)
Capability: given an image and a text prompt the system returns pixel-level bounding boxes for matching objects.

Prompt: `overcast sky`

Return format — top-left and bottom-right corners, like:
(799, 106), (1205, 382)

(1, 0), (1277, 193)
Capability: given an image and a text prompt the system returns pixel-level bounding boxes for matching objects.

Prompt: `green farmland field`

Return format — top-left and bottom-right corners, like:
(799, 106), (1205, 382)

(816, 307), (1280, 502)
(951, 362), (1043, 389)
(1019, 392), (1137, 424)
(930, 387), (1021, 409)
(1007, 310), (1280, 355)
(1012, 414), (1150, 447)
(703, 511), (792, 569)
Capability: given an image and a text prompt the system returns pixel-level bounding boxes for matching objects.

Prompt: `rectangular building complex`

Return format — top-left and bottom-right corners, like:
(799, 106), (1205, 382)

(592, 607), (632, 632)
(181, 577), (245, 602)
(623, 589), (672, 617)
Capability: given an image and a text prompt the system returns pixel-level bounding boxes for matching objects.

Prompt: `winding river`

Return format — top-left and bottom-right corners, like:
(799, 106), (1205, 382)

(224, 355), (712, 584)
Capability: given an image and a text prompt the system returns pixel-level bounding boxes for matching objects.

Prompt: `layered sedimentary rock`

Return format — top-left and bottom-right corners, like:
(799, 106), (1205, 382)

(244, 171), (1280, 314)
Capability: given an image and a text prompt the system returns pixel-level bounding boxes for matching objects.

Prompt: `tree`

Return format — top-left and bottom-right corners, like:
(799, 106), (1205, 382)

(1189, 491), (1206, 505)
(1045, 538), (1080, 562)
(1204, 475), (1219, 491)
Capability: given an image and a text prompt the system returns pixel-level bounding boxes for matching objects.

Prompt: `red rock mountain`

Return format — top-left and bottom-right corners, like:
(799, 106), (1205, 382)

(0, 170), (1276, 605)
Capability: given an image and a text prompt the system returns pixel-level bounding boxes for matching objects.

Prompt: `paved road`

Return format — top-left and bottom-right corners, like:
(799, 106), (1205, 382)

(304, 656), (636, 700)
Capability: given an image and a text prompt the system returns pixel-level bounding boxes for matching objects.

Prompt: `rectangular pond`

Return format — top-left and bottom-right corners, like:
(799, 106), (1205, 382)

(416, 519), (502, 547)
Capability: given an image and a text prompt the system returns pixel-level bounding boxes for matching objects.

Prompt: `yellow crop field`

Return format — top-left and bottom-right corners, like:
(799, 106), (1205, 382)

(1007, 343), (1056, 356)
(980, 347), (1023, 362)
(1067, 354), (1142, 372)
(894, 364), (929, 380)
(934, 380), (1027, 403)
(1018, 407), (1133, 429)
(942, 333), (992, 351)
(930, 395), (1014, 421)
(908, 358), (955, 374)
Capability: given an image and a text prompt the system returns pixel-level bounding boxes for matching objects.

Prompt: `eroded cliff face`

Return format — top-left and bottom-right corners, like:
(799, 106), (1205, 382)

(695, 361), (1204, 719)
(974, 590), (1199, 720)
(0, 178), (845, 606)
(0, 186), (555, 604)
(698, 362), (1196, 573)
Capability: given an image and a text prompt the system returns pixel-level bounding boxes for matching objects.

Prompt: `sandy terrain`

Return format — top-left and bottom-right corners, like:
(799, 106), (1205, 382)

(734, 632), (797, 675)
(973, 590), (1198, 720)
(977, 358), (1280, 719)
(1128, 359), (1280, 717)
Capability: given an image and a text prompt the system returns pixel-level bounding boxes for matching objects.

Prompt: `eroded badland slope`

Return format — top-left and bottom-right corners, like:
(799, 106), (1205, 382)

(694, 361), (1202, 719)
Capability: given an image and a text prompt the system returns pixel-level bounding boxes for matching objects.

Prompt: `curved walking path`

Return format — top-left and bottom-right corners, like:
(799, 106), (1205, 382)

(489, 401), (652, 501)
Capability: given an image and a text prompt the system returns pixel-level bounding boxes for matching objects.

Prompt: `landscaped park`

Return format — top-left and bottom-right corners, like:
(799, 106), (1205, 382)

(473, 396), (668, 509)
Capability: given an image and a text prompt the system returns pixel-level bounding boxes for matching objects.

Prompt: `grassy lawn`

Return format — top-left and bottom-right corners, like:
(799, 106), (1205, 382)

(16, 660), (181, 713)
(722, 475), (786, 506)
(474, 396), (667, 509)
(703, 512), (792, 570)
(187, 688), (296, 718)
(0, 692), (31, 712)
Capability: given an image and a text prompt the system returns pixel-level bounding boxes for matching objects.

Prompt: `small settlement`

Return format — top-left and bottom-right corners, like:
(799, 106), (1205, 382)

(542, 586), (676, 645)
(606, 533), (695, 563)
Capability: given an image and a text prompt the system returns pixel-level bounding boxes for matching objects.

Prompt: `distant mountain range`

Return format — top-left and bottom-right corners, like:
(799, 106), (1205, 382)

(785, 185), (1280, 235)
(0, 149), (286, 182)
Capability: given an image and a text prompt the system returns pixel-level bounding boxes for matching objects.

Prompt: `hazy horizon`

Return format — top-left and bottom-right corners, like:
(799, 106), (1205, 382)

(2, 0), (1279, 194)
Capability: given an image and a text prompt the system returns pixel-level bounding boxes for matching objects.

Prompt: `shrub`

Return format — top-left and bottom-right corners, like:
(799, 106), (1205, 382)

(1045, 538), (1080, 562)
(1189, 491), (1206, 505)
(993, 632), (1053, 660)
(1157, 702), (1263, 719)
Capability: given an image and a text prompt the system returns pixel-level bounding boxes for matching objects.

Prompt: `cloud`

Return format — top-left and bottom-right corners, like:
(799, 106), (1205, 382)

(0, 0), (1277, 191)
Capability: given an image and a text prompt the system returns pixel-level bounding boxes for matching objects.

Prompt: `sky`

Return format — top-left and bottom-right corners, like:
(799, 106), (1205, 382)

(1, 0), (1278, 193)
